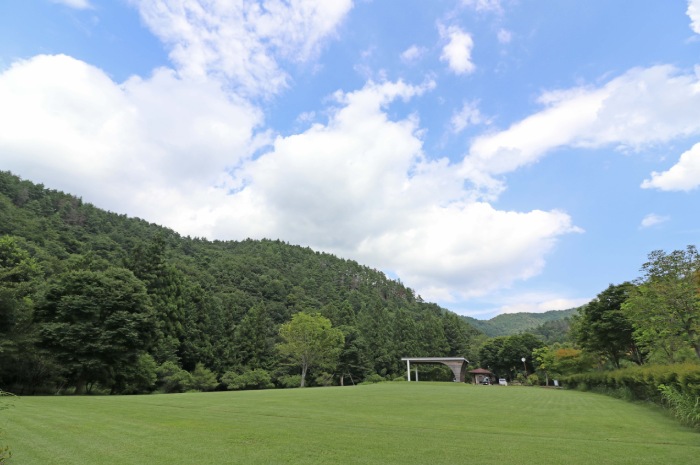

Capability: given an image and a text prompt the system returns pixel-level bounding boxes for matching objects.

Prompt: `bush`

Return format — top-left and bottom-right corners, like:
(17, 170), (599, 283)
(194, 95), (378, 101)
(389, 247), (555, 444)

(658, 384), (700, 428)
(277, 374), (302, 388)
(314, 372), (334, 387)
(117, 353), (158, 394)
(190, 363), (219, 392)
(563, 363), (700, 428)
(222, 369), (274, 391)
(156, 361), (194, 393)
(360, 373), (386, 384)
(527, 374), (540, 386)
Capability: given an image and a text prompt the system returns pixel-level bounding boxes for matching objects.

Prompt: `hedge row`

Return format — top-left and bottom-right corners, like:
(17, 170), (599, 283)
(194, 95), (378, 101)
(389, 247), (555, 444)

(562, 363), (700, 403)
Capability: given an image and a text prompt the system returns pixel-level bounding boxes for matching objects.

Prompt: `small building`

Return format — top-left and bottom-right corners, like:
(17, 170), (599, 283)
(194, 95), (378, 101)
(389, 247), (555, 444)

(468, 368), (494, 385)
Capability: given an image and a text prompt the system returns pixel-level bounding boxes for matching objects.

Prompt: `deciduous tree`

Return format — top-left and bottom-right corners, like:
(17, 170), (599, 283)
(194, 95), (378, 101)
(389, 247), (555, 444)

(573, 283), (643, 368)
(35, 267), (155, 393)
(623, 246), (700, 360)
(278, 312), (343, 387)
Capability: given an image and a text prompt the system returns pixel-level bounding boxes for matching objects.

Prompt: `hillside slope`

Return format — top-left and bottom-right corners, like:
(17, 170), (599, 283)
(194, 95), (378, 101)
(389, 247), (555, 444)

(462, 308), (579, 338)
(0, 171), (480, 393)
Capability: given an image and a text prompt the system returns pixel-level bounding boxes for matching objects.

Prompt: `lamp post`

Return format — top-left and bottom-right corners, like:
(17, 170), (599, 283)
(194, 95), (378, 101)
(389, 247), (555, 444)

(521, 357), (527, 377)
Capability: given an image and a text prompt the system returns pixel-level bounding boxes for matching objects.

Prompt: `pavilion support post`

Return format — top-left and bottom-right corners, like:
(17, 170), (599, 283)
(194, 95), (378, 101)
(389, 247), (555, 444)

(406, 360), (411, 382)
(415, 367), (419, 382)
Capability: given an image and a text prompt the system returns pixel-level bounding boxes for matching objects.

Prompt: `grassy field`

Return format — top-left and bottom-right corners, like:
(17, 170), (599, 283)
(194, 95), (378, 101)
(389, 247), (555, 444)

(1, 382), (698, 465)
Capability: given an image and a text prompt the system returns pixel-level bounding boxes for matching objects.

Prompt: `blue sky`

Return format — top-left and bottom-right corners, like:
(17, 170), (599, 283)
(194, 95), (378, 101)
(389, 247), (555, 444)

(1, 1), (700, 319)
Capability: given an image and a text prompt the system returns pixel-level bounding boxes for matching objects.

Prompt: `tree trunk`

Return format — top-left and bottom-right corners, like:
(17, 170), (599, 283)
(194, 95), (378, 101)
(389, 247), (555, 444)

(74, 375), (86, 395)
(300, 365), (307, 387)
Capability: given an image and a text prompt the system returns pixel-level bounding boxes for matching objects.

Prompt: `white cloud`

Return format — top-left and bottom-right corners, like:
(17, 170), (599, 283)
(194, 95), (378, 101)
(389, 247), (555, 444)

(689, 0), (700, 34)
(461, 0), (502, 13)
(641, 142), (700, 191)
(462, 65), (700, 193)
(400, 45), (426, 64)
(495, 293), (590, 315)
(497, 28), (512, 44)
(451, 100), (488, 133)
(0, 54), (262, 235)
(0, 55), (580, 305)
(218, 79), (580, 301)
(50, 0), (92, 9)
(130, 0), (353, 97)
(440, 26), (475, 75)
(640, 213), (670, 228)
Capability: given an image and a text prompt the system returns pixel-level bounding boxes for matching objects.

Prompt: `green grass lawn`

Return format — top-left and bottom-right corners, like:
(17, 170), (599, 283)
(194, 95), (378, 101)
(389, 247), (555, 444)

(1, 382), (698, 465)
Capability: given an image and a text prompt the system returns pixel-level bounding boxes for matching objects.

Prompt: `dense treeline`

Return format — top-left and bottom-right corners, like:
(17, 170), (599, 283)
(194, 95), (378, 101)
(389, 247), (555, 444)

(468, 246), (700, 392)
(0, 171), (480, 394)
(461, 308), (578, 338)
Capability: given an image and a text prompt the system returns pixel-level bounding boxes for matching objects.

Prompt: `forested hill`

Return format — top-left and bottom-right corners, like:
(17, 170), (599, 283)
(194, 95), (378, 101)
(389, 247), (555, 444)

(462, 308), (579, 338)
(0, 170), (480, 394)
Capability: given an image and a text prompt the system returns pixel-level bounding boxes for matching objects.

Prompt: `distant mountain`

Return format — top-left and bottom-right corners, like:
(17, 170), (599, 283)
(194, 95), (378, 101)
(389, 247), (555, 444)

(461, 308), (581, 338)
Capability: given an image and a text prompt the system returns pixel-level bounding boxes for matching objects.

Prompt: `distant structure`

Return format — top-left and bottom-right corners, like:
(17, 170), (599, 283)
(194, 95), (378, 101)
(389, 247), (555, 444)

(468, 368), (494, 385)
(401, 357), (469, 383)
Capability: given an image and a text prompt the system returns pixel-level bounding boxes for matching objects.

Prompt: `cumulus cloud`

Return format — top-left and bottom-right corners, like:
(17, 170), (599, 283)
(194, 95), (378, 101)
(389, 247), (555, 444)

(642, 142), (700, 191)
(462, 65), (700, 192)
(50, 0), (92, 9)
(0, 54), (262, 235)
(217, 80), (580, 301)
(689, 0), (700, 34)
(131, 0), (353, 97)
(440, 25), (475, 75)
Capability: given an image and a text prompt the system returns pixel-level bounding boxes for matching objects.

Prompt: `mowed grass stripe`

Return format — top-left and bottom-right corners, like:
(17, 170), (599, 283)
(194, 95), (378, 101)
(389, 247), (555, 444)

(2, 383), (698, 465)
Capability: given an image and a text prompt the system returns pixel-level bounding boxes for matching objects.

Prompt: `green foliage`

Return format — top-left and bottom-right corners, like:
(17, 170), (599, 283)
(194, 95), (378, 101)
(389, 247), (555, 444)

(658, 384), (700, 428)
(563, 363), (700, 419)
(0, 171), (484, 393)
(156, 361), (194, 393)
(189, 363), (219, 392)
(360, 373), (386, 384)
(35, 267), (156, 393)
(222, 368), (274, 391)
(623, 246), (700, 361)
(276, 374), (302, 388)
(478, 333), (544, 380)
(113, 353), (158, 394)
(573, 283), (643, 368)
(463, 308), (578, 337)
(278, 312), (344, 387)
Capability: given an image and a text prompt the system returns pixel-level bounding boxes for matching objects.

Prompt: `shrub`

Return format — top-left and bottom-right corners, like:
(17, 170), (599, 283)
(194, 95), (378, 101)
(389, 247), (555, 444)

(360, 373), (386, 384)
(527, 374), (540, 386)
(222, 369), (274, 391)
(276, 374), (302, 388)
(156, 361), (194, 393)
(658, 384), (700, 428)
(563, 363), (700, 428)
(190, 363), (219, 392)
(314, 372), (334, 387)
